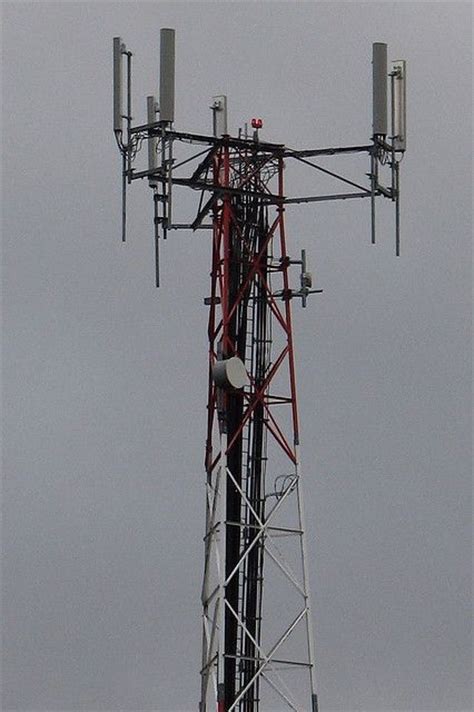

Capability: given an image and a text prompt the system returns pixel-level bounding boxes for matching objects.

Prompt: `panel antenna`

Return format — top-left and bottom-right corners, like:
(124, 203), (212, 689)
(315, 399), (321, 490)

(159, 28), (175, 124)
(372, 42), (388, 137)
(391, 60), (407, 152)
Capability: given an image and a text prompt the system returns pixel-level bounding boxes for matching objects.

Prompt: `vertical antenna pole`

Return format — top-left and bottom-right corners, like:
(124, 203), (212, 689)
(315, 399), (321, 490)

(148, 95), (160, 283)
(122, 152), (127, 242)
(390, 70), (396, 147)
(147, 95), (158, 183)
(301, 249), (307, 307)
(160, 129), (168, 240)
(395, 161), (400, 257)
(167, 137), (173, 230)
(153, 191), (160, 287)
(370, 149), (376, 244)
(126, 51), (132, 183)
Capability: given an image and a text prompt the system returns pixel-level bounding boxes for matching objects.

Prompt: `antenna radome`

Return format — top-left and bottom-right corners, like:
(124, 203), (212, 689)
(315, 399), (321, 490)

(392, 59), (406, 151)
(159, 29), (175, 124)
(113, 37), (124, 133)
(372, 42), (388, 137)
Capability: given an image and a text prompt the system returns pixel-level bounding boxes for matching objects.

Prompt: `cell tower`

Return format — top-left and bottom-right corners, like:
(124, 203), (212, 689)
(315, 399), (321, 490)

(113, 32), (406, 712)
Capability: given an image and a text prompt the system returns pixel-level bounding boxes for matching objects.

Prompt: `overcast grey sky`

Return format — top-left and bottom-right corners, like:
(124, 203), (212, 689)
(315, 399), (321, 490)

(1, 2), (472, 711)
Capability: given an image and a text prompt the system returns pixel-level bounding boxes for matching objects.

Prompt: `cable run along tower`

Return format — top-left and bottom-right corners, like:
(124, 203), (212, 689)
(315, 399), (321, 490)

(112, 31), (406, 712)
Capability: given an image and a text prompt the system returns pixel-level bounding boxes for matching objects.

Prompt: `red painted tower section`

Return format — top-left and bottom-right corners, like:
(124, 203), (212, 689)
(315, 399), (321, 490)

(200, 141), (317, 711)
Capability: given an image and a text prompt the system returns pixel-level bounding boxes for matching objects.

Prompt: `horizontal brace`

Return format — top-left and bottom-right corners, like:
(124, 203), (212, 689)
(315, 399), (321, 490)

(172, 177), (281, 202)
(284, 190), (377, 205)
(267, 525), (304, 535)
(225, 521), (265, 531)
(128, 168), (165, 181)
(129, 124), (285, 152)
(168, 223), (213, 230)
(224, 653), (312, 669)
(128, 170), (282, 202)
(284, 143), (373, 158)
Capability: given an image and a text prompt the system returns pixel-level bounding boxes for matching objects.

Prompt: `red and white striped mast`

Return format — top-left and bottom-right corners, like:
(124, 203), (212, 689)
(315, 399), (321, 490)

(200, 135), (319, 711)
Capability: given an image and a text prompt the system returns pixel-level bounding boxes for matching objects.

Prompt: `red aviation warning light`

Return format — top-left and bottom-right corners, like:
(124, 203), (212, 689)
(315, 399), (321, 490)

(251, 117), (263, 129)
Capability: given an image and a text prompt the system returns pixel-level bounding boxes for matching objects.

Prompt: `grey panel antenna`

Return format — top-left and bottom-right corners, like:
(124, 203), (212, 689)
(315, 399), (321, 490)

(159, 28), (175, 124)
(392, 60), (406, 151)
(372, 42), (387, 136)
(113, 37), (124, 132)
(147, 96), (158, 184)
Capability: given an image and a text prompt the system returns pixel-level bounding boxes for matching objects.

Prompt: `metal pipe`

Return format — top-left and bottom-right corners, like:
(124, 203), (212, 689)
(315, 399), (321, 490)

(154, 191), (160, 286)
(126, 51), (132, 183)
(371, 150), (376, 244)
(121, 152), (127, 242)
(395, 161), (400, 256)
(167, 137), (173, 228)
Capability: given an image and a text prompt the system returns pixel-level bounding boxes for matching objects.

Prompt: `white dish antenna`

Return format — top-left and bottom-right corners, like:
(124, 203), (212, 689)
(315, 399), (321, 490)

(212, 357), (249, 391)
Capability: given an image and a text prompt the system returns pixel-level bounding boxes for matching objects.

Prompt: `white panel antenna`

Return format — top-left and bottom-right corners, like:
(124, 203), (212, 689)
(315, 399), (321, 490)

(211, 95), (228, 137)
(372, 42), (387, 137)
(391, 60), (406, 151)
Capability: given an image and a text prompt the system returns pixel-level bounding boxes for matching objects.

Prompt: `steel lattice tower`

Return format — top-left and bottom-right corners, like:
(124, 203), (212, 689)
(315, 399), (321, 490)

(200, 143), (317, 711)
(113, 29), (406, 712)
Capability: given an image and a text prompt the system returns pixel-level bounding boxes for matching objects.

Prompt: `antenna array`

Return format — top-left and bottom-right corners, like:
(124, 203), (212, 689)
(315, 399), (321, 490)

(112, 32), (407, 712)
